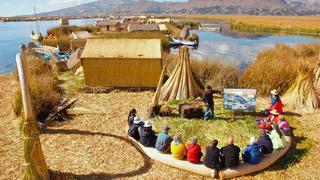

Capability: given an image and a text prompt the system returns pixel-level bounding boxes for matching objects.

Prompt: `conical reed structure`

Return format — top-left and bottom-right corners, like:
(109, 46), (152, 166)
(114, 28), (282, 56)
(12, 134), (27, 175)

(159, 46), (203, 101)
(283, 63), (320, 112)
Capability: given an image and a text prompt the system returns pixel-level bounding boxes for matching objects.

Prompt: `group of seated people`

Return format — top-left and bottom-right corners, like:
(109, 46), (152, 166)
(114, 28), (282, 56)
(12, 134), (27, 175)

(127, 108), (290, 174)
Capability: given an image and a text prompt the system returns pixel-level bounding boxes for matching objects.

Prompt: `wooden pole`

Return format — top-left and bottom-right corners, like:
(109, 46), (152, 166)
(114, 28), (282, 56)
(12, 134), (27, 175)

(16, 49), (49, 180)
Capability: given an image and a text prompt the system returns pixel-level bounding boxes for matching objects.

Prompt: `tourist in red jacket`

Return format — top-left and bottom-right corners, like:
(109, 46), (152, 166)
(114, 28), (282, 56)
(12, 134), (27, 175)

(268, 109), (280, 124)
(269, 89), (283, 114)
(187, 137), (203, 164)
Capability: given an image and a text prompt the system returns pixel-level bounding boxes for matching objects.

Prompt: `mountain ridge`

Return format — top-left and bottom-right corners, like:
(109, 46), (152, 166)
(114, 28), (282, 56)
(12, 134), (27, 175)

(37, 0), (320, 16)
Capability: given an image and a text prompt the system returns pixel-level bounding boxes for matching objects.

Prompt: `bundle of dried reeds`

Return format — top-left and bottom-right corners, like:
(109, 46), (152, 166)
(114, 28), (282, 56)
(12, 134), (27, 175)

(17, 49), (49, 180)
(159, 46), (203, 101)
(283, 62), (320, 112)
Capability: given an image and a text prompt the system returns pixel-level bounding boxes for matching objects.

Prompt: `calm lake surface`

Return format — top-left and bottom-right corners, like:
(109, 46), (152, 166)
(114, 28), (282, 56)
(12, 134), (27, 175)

(1, 19), (320, 74)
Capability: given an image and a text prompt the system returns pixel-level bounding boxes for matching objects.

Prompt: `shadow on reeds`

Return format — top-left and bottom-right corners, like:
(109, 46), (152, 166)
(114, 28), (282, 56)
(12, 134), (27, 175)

(282, 111), (302, 117)
(46, 128), (153, 179)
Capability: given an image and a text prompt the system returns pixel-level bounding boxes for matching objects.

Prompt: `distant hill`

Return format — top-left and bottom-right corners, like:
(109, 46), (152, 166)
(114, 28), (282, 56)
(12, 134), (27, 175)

(37, 0), (320, 16)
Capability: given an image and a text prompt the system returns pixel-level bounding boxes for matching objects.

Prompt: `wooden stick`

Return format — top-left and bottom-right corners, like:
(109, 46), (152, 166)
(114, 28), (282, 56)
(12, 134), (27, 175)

(16, 49), (49, 180)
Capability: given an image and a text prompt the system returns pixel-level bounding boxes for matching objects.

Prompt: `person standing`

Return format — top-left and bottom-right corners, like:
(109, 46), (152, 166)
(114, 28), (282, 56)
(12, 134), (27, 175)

(269, 89), (283, 114)
(202, 85), (222, 120)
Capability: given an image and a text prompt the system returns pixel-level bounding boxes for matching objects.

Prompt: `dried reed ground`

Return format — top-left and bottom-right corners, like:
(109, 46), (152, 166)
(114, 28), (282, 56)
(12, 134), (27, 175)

(1, 73), (320, 179)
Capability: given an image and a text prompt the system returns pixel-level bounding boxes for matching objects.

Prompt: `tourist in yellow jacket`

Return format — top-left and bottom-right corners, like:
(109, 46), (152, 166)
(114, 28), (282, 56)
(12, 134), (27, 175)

(171, 134), (187, 160)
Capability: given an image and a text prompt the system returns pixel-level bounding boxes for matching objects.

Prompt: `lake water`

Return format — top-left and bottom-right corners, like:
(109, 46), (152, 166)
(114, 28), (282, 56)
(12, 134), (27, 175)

(0, 19), (95, 74)
(1, 19), (320, 74)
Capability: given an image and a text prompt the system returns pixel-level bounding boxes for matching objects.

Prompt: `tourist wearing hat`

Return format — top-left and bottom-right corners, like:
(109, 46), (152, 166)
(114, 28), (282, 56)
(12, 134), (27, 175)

(267, 109), (280, 124)
(257, 129), (274, 154)
(268, 89), (283, 114)
(155, 126), (173, 153)
(187, 137), (203, 164)
(242, 137), (261, 165)
(170, 134), (187, 160)
(128, 116), (144, 140)
(140, 121), (157, 147)
(278, 115), (292, 136)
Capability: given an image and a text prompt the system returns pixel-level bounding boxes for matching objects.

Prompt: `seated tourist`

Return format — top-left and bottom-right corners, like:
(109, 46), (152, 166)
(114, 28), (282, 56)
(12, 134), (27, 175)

(187, 137), (203, 164)
(204, 139), (221, 172)
(278, 115), (292, 136)
(257, 129), (273, 154)
(127, 108), (137, 127)
(170, 134), (187, 160)
(268, 89), (283, 114)
(267, 125), (285, 150)
(155, 126), (173, 153)
(128, 116), (144, 140)
(242, 137), (261, 165)
(140, 121), (157, 147)
(268, 109), (280, 124)
(220, 137), (240, 168)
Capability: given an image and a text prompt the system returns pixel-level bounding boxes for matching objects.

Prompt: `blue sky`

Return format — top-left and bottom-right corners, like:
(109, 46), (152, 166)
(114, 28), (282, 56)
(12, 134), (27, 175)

(0, 0), (186, 17)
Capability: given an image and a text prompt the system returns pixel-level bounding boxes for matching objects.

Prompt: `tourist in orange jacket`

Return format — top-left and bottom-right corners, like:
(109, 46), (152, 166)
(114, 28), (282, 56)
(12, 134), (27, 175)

(187, 137), (203, 164)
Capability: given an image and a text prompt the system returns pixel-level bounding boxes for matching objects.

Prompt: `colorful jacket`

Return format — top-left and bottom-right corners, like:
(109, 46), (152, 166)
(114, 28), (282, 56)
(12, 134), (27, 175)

(270, 95), (283, 114)
(187, 143), (202, 164)
(279, 120), (291, 136)
(242, 143), (261, 165)
(268, 115), (280, 124)
(171, 141), (187, 160)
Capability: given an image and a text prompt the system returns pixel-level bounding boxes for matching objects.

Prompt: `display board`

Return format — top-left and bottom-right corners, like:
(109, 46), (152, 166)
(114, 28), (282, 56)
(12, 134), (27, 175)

(224, 89), (256, 110)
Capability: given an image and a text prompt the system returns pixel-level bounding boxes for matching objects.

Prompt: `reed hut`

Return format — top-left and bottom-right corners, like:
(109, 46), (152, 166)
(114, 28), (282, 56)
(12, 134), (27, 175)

(81, 39), (163, 87)
(127, 24), (159, 32)
(97, 20), (121, 33)
(70, 31), (92, 51)
(59, 18), (69, 26)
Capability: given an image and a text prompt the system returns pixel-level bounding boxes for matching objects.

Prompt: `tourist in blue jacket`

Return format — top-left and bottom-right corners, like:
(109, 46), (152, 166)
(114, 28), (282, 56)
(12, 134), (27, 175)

(242, 137), (261, 165)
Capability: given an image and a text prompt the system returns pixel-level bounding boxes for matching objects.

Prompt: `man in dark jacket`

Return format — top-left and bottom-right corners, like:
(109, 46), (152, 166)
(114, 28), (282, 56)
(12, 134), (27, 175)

(127, 108), (137, 127)
(203, 85), (221, 120)
(204, 139), (220, 170)
(220, 137), (240, 168)
(257, 129), (273, 154)
(128, 116), (144, 140)
(140, 121), (157, 147)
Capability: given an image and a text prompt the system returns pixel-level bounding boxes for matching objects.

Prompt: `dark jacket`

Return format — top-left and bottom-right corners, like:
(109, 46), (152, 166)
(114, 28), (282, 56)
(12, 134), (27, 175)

(155, 132), (172, 152)
(204, 146), (220, 170)
(128, 115), (135, 127)
(128, 121), (144, 140)
(220, 144), (240, 168)
(203, 90), (220, 107)
(242, 143), (261, 165)
(257, 133), (273, 154)
(140, 127), (157, 147)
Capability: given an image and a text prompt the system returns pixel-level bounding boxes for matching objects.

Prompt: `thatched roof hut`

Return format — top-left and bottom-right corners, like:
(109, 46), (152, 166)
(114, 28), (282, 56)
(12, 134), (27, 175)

(70, 31), (92, 40)
(81, 39), (163, 87)
(127, 24), (159, 32)
(97, 20), (121, 33)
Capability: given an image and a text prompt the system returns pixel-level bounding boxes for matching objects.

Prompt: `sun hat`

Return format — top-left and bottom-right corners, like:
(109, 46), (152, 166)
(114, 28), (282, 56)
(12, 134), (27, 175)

(249, 137), (256, 145)
(144, 120), (152, 128)
(270, 109), (280, 115)
(133, 116), (142, 124)
(270, 89), (278, 95)
(163, 126), (170, 132)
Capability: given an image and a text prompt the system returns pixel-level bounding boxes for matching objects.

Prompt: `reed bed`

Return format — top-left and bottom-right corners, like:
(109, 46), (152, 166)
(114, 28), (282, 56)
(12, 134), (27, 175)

(241, 43), (320, 96)
(171, 15), (320, 35)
